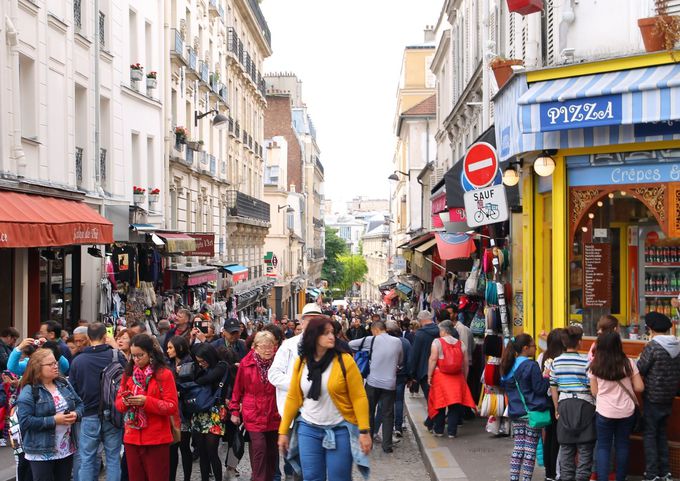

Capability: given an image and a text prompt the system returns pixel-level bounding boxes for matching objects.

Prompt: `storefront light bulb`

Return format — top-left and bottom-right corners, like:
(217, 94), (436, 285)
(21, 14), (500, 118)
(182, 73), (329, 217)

(533, 154), (555, 177)
(588, 213), (595, 219)
(581, 226), (588, 232)
(502, 167), (520, 186)
(597, 201), (604, 207)
(620, 190), (627, 196)
(608, 193), (615, 199)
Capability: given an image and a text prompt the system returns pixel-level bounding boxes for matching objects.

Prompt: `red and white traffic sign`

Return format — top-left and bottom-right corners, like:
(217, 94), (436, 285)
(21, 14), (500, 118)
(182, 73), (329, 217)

(463, 142), (499, 189)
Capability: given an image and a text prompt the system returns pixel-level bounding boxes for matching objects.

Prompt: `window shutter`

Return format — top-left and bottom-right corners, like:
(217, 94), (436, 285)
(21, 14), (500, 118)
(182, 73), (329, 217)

(508, 11), (516, 59)
(545, 0), (556, 64)
(521, 16), (528, 60)
(668, 0), (680, 14)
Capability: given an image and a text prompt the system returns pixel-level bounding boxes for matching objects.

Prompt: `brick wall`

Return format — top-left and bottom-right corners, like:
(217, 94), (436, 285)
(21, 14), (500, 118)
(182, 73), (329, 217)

(264, 94), (302, 192)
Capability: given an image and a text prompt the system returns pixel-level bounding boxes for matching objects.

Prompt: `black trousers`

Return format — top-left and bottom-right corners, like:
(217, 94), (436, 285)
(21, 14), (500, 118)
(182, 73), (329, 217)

(169, 431), (193, 481)
(365, 384), (396, 451)
(28, 455), (73, 481)
(643, 401), (673, 478)
(17, 453), (34, 481)
(543, 403), (559, 480)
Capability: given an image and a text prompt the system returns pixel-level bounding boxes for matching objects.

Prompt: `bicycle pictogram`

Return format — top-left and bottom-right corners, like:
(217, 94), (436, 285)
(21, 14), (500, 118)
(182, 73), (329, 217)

(474, 202), (500, 223)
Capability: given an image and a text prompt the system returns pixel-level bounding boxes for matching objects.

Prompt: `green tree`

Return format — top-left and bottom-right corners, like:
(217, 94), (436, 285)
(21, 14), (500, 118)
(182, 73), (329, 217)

(322, 227), (348, 287)
(337, 254), (368, 295)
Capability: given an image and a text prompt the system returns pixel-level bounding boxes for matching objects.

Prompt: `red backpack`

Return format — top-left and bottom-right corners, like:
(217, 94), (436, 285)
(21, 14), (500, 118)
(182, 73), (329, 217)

(437, 339), (463, 375)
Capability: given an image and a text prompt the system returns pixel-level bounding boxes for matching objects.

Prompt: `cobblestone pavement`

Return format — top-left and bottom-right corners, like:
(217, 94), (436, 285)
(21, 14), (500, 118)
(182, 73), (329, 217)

(186, 422), (430, 480)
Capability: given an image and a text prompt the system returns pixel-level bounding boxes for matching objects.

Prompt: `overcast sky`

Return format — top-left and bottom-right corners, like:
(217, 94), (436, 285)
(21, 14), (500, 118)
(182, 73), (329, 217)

(260, 0), (442, 214)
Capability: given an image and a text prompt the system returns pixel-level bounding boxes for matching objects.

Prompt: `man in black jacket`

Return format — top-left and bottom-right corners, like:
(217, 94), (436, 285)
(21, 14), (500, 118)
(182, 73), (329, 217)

(0, 327), (19, 371)
(408, 310), (439, 429)
(70, 322), (127, 481)
(637, 312), (680, 481)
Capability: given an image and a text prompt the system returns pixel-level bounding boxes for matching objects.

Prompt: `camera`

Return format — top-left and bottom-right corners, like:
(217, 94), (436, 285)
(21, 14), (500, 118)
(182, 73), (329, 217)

(33, 339), (45, 347)
(194, 320), (209, 334)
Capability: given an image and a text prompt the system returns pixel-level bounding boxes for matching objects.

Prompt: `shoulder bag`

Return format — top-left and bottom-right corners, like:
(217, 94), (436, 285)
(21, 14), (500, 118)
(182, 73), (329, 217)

(515, 379), (552, 428)
(615, 378), (644, 433)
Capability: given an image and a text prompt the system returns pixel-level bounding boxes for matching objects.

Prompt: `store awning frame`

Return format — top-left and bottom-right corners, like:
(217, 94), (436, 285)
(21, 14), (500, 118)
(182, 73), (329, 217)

(157, 232), (197, 253)
(415, 238), (437, 253)
(224, 264), (249, 283)
(166, 265), (218, 286)
(0, 191), (113, 248)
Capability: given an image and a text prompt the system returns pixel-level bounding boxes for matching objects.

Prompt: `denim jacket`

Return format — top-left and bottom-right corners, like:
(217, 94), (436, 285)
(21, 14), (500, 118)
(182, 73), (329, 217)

(17, 378), (84, 455)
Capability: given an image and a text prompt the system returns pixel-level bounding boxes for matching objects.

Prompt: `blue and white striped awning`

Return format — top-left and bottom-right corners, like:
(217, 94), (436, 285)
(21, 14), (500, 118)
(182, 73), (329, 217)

(518, 64), (680, 134)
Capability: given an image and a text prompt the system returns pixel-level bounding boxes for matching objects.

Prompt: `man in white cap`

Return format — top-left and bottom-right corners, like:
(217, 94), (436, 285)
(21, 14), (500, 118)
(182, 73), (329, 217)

(268, 303), (322, 480)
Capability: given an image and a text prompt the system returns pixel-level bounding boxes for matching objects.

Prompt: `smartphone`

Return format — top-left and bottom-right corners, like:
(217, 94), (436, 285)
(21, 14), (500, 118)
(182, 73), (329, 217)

(63, 410), (70, 415)
(194, 320), (209, 334)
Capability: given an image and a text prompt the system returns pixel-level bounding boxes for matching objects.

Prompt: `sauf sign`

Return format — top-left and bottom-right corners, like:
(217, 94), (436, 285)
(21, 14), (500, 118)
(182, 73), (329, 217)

(540, 94), (622, 131)
(461, 142), (509, 228)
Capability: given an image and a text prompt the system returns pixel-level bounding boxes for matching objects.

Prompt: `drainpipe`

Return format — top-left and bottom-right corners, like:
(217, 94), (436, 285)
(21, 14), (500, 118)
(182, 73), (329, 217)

(164, 0), (171, 229)
(559, 0), (575, 56)
(94, 0), (102, 194)
(6, 9), (26, 176)
(481, 0), (490, 131)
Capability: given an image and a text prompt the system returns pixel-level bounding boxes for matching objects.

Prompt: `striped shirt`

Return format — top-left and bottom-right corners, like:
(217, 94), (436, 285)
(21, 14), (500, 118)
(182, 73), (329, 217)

(549, 352), (591, 393)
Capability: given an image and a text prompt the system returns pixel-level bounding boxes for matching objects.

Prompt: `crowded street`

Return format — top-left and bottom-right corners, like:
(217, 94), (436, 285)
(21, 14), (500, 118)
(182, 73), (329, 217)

(1, 0), (680, 481)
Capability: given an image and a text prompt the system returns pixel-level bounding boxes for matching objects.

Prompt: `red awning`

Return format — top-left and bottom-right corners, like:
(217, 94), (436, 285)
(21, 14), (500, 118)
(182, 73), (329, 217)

(0, 191), (113, 248)
(383, 289), (398, 303)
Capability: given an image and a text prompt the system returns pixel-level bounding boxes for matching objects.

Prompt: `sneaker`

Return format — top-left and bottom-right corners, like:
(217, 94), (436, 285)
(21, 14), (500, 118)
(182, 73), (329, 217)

(383, 447), (394, 453)
(433, 432), (444, 437)
(0, 439), (6, 447)
(373, 434), (382, 444)
(394, 430), (403, 438)
(447, 434), (457, 439)
(663, 474), (674, 481)
(392, 436), (402, 445)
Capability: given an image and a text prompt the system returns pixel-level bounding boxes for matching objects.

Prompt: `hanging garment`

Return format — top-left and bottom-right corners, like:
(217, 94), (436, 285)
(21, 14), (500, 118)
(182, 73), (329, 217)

(99, 278), (112, 316)
(432, 275), (446, 302)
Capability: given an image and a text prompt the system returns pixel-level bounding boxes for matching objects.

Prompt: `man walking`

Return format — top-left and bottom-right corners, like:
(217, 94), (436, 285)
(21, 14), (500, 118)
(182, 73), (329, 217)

(349, 320), (403, 453)
(408, 310), (439, 429)
(69, 323), (127, 481)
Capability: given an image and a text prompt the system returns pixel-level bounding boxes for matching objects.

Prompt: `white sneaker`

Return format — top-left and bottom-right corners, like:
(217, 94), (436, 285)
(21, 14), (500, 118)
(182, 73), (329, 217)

(0, 439), (6, 447)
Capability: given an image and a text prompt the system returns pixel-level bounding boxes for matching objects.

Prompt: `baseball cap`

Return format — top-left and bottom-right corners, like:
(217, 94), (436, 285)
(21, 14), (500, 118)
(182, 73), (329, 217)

(222, 318), (241, 333)
(301, 303), (323, 317)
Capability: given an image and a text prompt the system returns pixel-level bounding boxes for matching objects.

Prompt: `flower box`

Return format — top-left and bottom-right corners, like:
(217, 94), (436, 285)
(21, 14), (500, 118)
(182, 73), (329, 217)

(507, 0), (543, 15)
(148, 193), (160, 203)
(490, 58), (524, 89)
(146, 78), (157, 89)
(638, 16), (680, 52)
(133, 193), (146, 204)
(131, 68), (143, 82)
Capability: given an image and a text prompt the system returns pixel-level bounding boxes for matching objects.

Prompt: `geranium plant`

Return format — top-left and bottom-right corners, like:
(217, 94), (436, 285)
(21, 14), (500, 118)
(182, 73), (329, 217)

(130, 63), (143, 70)
(147, 71), (157, 79)
(133, 186), (146, 195)
(149, 188), (160, 195)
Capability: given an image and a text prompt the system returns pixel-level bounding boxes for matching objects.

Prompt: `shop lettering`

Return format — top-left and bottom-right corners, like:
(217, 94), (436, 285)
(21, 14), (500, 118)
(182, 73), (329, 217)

(610, 167), (662, 184)
(0, 233), (8, 242)
(546, 102), (614, 126)
(472, 190), (496, 202)
(73, 228), (99, 241)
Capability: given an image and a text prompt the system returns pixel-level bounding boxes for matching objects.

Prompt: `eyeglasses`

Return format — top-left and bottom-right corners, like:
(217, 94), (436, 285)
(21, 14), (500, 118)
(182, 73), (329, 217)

(41, 361), (58, 367)
(131, 353), (147, 360)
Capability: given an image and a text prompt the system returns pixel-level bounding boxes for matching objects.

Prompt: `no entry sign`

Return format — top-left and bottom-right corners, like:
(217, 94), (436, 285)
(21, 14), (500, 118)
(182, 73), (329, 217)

(463, 142), (499, 189)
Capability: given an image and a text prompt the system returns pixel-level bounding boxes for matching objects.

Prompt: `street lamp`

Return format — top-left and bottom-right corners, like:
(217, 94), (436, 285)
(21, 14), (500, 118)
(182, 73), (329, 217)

(194, 109), (228, 129)
(388, 170), (410, 181)
(502, 160), (522, 186)
(278, 205), (294, 213)
(534, 151), (556, 177)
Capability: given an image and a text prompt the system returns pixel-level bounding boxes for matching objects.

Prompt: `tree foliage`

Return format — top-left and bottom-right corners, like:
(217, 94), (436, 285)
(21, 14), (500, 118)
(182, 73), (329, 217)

(337, 254), (368, 295)
(322, 226), (348, 287)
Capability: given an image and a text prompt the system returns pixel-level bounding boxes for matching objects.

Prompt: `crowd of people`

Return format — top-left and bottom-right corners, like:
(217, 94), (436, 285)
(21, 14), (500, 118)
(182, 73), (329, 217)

(2, 302), (678, 481)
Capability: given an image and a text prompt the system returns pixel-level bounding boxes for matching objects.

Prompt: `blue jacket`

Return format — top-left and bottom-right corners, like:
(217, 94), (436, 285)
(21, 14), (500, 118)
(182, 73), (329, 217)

(397, 337), (411, 381)
(69, 345), (127, 417)
(501, 357), (550, 419)
(17, 378), (84, 455)
(408, 323), (439, 381)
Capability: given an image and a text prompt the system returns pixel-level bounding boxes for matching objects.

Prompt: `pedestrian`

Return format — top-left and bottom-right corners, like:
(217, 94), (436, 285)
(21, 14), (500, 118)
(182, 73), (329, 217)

(156, 320), (172, 349)
(407, 310), (439, 428)
(71, 327), (90, 357)
(228, 331), (280, 481)
(386, 320), (410, 437)
(426, 320), (475, 438)
(166, 336), (194, 481)
(588, 331), (644, 481)
(348, 320), (402, 453)
(17, 348), (84, 481)
(189, 344), (229, 481)
(500, 334), (549, 481)
(268, 303), (322, 480)
(637, 312), (680, 481)
(0, 327), (19, 371)
(38, 321), (72, 364)
(69, 322), (127, 481)
(550, 326), (595, 481)
(211, 318), (248, 363)
(588, 315), (619, 361)
(347, 318), (367, 341)
(8, 338), (69, 377)
(163, 310), (193, 352)
(537, 328), (565, 481)
(115, 334), (179, 481)
(277, 315), (371, 481)
(116, 329), (132, 362)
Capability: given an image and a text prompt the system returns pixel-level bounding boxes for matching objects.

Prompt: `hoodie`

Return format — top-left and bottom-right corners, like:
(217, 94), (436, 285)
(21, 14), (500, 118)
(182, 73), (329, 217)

(501, 357), (550, 419)
(637, 335), (680, 405)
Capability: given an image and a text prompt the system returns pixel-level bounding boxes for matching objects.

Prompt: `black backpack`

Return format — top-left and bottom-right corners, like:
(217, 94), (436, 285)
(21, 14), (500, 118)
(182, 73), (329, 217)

(99, 349), (124, 429)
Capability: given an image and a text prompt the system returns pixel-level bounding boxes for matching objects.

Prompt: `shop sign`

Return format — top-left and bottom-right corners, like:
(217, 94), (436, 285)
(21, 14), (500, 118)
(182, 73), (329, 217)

(186, 234), (215, 257)
(634, 120), (680, 138)
(568, 162), (680, 187)
(583, 243), (611, 308)
(540, 94), (622, 132)
(463, 142), (499, 189)
(187, 271), (218, 286)
(431, 192), (447, 214)
(393, 256), (406, 271)
(463, 184), (509, 228)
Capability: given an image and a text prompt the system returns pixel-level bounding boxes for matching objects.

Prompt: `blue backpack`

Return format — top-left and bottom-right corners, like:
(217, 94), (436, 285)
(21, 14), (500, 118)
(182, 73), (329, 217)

(353, 336), (375, 378)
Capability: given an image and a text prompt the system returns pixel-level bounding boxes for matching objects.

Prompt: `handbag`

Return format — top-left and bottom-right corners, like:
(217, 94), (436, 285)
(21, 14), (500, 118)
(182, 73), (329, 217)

(179, 366), (229, 414)
(515, 379), (552, 428)
(177, 361), (195, 381)
(353, 336), (375, 378)
(616, 379), (644, 433)
(464, 260), (481, 296)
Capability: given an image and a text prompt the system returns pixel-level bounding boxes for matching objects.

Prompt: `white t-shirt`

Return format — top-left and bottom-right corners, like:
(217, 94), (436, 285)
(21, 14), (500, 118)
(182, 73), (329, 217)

(300, 363), (344, 426)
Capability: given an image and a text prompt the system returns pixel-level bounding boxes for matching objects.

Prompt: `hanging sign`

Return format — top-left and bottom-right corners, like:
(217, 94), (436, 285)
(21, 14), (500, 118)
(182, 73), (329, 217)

(463, 184), (509, 228)
(583, 243), (611, 308)
(463, 142), (499, 189)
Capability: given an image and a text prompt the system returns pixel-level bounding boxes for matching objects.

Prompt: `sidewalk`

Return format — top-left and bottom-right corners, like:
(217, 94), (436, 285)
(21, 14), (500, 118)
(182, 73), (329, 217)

(0, 446), (15, 481)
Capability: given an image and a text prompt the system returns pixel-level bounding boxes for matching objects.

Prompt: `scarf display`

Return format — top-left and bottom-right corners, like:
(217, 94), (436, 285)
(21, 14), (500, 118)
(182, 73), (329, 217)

(305, 350), (335, 401)
(125, 365), (153, 430)
(253, 352), (273, 384)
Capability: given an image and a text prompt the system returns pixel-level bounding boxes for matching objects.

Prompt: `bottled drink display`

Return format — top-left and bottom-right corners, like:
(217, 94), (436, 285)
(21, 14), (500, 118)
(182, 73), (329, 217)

(645, 244), (680, 263)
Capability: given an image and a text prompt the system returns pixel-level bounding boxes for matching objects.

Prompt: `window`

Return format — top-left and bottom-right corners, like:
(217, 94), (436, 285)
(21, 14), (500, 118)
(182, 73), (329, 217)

(19, 54), (37, 139)
(129, 9), (138, 64)
(264, 165), (279, 185)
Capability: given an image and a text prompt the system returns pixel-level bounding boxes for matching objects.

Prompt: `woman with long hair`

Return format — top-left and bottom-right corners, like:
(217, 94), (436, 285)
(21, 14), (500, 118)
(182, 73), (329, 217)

(190, 343), (229, 481)
(588, 332), (644, 481)
(278, 315), (372, 481)
(426, 320), (476, 438)
(537, 328), (565, 481)
(588, 315), (619, 361)
(16, 348), (84, 480)
(166, 336), (193, 481)
(500, 334), (550, 481)
(116, 329), (132, 361)
(115, 334), (178, 481)
(228, 331), (280, 481)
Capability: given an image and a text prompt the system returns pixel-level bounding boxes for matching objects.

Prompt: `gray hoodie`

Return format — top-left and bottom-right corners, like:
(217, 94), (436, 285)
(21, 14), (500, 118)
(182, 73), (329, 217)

(638, 335), (680, 404)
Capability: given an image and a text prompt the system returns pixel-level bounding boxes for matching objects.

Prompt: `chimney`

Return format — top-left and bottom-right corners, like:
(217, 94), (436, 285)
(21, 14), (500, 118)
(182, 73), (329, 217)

(424, 25), (435, 43)
(289, 184), (296, 193)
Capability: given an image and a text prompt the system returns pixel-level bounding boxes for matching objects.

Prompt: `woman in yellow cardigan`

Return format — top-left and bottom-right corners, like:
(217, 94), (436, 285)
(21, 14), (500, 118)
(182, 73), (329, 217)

(278, 315), (372, 480)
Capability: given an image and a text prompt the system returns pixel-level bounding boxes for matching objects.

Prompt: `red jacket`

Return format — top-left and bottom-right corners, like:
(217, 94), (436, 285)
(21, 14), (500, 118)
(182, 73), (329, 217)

(228, 350), (280, 432)
(115, 367), (178, 445)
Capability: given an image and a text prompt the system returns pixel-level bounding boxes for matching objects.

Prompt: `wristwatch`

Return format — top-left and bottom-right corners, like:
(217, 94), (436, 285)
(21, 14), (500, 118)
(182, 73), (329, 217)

(359, 429), (369, 434)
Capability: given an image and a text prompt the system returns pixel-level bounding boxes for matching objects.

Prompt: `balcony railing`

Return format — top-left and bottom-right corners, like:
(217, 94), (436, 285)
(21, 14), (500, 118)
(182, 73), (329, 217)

(254, 141), (260, 157)
(258, 77), (266, 97)
(228, 116), (235, 135)
(171, 29), (184, 58)
(98, 11), (106, 48)
(199, 61), (209, 83)
(99, 147), (107, 183)
(226, 190), (270, 223)
(227, 28), (239, 55)
(247, 0), (272, 49)
(187, 48), (197, 71)
(219, 84), (228, 103)
(74, 0), (82, 31)
(315, 156), (324, 176)
(234, 121), (240, 139)
(209, 155), (216, 176)
(185, 147), (194, 166)
(75, 146), (83, 186)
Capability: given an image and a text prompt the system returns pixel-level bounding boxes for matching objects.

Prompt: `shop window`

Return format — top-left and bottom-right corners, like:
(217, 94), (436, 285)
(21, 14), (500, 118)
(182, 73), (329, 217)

(0, 250), (13, 330)
(39, 248), (75, 329)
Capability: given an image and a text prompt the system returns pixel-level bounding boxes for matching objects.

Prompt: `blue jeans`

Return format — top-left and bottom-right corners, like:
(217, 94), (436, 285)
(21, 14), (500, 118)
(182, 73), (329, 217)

(394, 378), (406, 432)
(595, 413), (635, 481)
(297, 420), (352, 481)
(78, 415), (123, 481)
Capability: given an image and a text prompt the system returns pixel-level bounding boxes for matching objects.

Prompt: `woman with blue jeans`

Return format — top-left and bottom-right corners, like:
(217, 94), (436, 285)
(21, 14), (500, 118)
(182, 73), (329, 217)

(278, 315), (372, 481)
(588, 332), (644, 481)
(16, 348), (84, 481)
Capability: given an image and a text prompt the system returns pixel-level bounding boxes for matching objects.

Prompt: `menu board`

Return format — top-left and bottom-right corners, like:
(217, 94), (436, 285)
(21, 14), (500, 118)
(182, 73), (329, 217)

(583, 243), (611, 308)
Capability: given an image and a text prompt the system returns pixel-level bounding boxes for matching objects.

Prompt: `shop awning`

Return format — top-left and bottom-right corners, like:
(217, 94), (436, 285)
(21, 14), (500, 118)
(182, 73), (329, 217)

(130, 223), (156, 232)
(157, 233), (197, 252)
(306, 288), (321, 299)
(0, 191), (113, 248)
(396, 283), (413, 296)
(166, 265), (218, 286)
(378, 278), (397, 291)
(224, 264), (249, 283)
(383, 289), (398, 303)
(415, 238), (437, 253)
(518, 64), (680, 134)
(434, 233), (477, 261)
